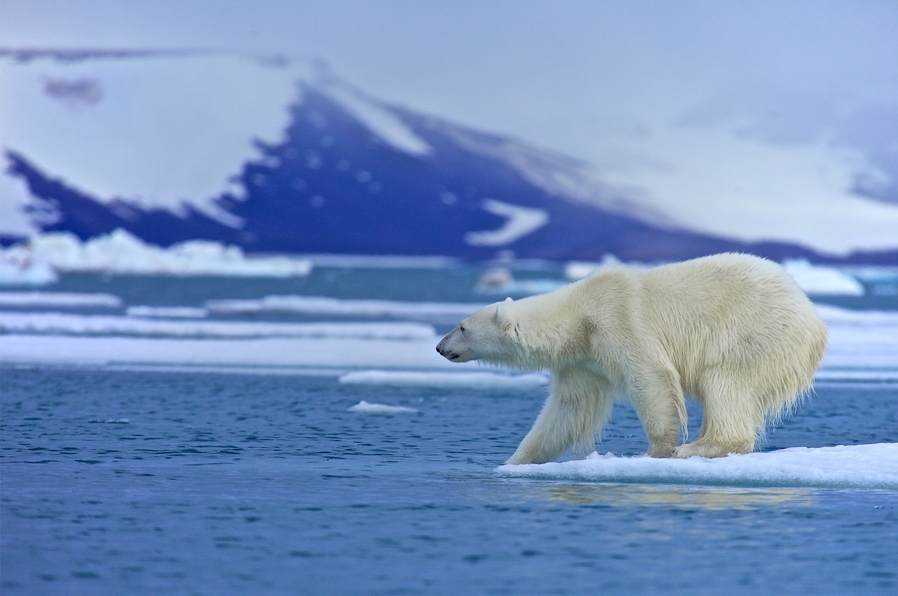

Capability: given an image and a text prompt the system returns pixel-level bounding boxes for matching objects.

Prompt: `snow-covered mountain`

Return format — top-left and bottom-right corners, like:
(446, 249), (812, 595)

(2, 51), (897, 264)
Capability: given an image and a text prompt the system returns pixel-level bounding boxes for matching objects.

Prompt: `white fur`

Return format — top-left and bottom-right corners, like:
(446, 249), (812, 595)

(436, 253), (828, 463)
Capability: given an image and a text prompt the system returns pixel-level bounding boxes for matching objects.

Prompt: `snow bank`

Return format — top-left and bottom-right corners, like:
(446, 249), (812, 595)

(0, 291), (122, 308)
(784, 259), (865, 296)
(339, 370), (549, 389)
(0, 312), (436, 340)
(496, 443), (898, 490)
(347, 401), (419, 414)
(1, 230), (313, 277)
(206, 295), (484, 321)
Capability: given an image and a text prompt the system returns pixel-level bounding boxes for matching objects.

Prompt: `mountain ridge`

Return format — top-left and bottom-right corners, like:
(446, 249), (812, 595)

(4, 72), (897, 264)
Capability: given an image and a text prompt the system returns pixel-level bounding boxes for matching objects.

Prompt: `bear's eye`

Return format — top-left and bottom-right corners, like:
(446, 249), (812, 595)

(459, 324), (466, 333)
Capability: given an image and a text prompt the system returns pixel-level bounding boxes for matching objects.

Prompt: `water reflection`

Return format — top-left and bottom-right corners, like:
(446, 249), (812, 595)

(509, 480), (815, 510)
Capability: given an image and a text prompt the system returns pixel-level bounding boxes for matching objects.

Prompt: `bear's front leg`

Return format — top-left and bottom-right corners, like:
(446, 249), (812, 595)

(506, 369), (613, 464)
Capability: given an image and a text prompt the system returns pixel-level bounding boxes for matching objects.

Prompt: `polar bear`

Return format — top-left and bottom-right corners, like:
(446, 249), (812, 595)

(436, 253), (827, 464)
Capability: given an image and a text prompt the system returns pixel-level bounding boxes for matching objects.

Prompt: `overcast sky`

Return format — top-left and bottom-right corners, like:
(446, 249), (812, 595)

(4, 0), (896, 142)
(2, 0), (898, 253)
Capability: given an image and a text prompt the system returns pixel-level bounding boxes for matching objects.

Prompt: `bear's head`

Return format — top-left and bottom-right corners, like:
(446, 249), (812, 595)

(436, 299), (519, 365)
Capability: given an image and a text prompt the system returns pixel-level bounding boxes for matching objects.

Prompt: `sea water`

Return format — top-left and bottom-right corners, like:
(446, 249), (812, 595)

(2, 265), (897, 595)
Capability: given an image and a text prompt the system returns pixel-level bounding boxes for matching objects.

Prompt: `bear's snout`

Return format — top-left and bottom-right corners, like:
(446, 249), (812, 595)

(436, 331), (464, 362)
(435, 338), (458, 361)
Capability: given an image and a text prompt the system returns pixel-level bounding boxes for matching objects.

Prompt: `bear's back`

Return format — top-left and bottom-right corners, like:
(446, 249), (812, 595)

(635, 253), (826, 390)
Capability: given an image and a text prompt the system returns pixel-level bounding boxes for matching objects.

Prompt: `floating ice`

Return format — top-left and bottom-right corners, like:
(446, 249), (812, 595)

(0, 291), (122, 308)
(815, 369), (898, 383)
(818, 305), (898, 369)
(347, 401), (419, 414)
(1, 230), (313, 277)
(126, 306), (209, 319)
(564, 255), (628, 280)
(784, 259), (865, 296)
(0, 255), (58, 286)
(0, 312), (437, 340)
(496, 443), (898, 490)
(206, 295), (484, 321)
(0, 334), (469, 370)
(815, 304), (898, 326)
(339, 370), (549, 389)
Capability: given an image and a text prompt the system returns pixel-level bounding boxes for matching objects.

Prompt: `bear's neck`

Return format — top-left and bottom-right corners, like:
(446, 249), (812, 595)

(507, 290), (582, 369)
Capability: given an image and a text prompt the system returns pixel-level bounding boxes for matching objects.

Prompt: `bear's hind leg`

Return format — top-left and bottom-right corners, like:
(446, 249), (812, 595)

(506, 369), (612, 465)
(673, 374), (761, 458)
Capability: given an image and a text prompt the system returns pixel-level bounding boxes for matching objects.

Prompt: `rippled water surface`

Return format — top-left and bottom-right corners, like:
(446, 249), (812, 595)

(2, 269), (897, 595)
(2, 367), (897, 595)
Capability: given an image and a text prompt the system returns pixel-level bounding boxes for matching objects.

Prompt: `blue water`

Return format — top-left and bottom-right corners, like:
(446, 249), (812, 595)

(2, 268), (898, 595)
(2, 367), (897, 595)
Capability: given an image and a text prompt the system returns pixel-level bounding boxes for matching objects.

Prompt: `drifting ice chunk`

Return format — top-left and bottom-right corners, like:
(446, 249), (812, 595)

(0, 230), (313, 277)
(0, 255), (59, 286)
(496, 443), (898, 489)
(206, 295), (485, 321)
(339, 370), (549, 389)
(126, 306), (209, 318)
(784, 259), (865, 296)
(0, 291), (122, 308)
(0, 312), (437, 340)
(347, 400), (419, 414)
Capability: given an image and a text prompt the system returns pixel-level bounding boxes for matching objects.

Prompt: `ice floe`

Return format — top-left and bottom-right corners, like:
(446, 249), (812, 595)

(0, 230), (313, 277)
(347, 401), (419, 414)
(496, 443), (898, 490)
(126, 306), (209, 319)
(206, 295), (484, 321)
(0, 334), (469, 370)
(0, 255), (59, 286)
(0, 291), (122, 308)
(0, 312), (436, 340)
(339, 370), (549, 389)
(784, 259), (865, 296)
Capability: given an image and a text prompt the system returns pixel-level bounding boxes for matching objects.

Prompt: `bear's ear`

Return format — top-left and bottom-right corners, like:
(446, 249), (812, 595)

(494, 304), (519, 338)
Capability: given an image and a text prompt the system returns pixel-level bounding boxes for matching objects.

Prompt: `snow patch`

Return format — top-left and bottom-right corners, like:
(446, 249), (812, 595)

(316, 75), (431, 156)
(496, 444), (898, 489)
(464, 199), (550, 247)
(0, 54), (308, 228)
(339, 370), (549, 389)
